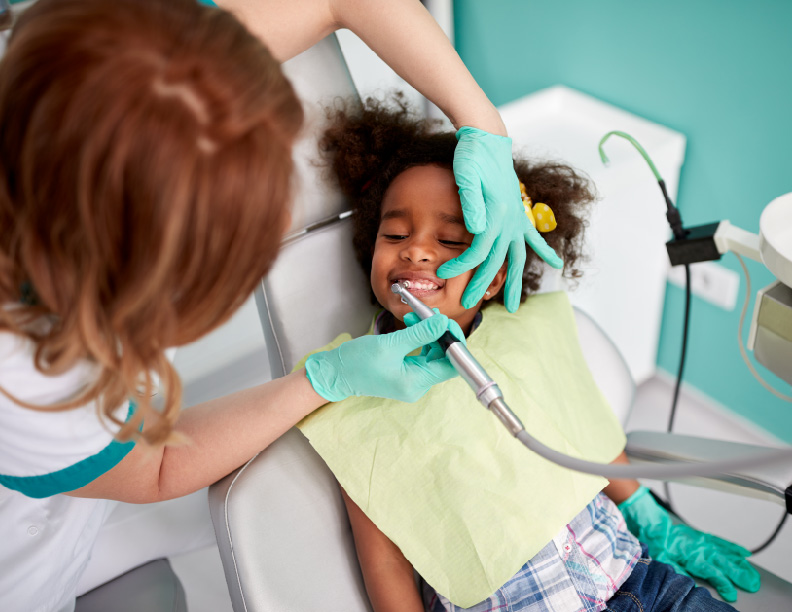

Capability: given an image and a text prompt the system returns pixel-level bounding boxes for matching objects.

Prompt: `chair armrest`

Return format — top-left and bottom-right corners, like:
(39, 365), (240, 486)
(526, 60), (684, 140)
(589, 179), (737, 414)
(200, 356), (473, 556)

(626, 431), (792, 509)
(208, 428), (372, 612)
(696, 565), (792, 610)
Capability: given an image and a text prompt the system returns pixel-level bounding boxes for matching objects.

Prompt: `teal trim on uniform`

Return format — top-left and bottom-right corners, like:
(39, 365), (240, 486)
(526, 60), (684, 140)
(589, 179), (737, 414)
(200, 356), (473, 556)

(0, 402), (139, 499)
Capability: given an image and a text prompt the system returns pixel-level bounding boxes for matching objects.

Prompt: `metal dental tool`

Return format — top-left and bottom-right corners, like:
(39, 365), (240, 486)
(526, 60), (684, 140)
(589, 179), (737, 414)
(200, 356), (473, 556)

(390, 281), (792, 480)
(391, 281), (525, 436)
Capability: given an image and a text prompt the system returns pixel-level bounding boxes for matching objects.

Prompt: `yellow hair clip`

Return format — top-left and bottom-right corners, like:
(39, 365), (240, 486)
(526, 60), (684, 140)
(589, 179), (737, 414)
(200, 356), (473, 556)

(519, 181), (557, 233)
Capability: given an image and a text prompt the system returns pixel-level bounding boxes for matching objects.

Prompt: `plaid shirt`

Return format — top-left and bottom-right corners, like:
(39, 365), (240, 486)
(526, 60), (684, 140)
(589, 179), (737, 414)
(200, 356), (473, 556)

(422, 493), (642, 612)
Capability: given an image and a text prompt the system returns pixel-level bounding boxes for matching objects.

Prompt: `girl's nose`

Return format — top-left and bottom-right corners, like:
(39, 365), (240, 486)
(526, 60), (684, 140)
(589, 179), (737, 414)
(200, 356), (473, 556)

(401, 235), (436, 263)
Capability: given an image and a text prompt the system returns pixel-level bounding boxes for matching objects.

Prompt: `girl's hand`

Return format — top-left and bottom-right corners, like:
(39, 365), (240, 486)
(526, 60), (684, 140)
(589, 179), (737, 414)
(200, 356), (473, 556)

(619, 486), (761, 602)
(305, 313), (458, 402)
(438, 126), (563, 312)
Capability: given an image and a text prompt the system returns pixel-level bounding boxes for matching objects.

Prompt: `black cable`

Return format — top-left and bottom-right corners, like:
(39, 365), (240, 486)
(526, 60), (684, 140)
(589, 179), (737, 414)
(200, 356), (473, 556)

(751, 511), (789, 555)
(669, 264), (691, 434)
(661, 263), (788, 556)
(659, 179), (688, 241)
(663, 265), (691, 514)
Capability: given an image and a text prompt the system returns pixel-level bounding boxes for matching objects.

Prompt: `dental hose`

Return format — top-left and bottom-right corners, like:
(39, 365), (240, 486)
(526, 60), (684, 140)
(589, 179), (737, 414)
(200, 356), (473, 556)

(391, 282), (792, 480)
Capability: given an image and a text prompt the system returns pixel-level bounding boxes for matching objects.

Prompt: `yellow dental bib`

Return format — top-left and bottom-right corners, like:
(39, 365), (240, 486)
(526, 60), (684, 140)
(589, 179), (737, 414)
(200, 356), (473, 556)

(296, 292), (626, 606)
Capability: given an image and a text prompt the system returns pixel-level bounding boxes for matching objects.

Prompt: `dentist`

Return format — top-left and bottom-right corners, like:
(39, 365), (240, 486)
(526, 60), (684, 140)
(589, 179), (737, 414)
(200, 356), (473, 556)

(0, 1), (557, 610)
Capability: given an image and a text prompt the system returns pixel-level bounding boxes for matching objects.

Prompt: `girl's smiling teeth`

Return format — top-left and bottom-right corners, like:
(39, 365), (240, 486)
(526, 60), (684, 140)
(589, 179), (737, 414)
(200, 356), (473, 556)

(398, 279), (440, 291)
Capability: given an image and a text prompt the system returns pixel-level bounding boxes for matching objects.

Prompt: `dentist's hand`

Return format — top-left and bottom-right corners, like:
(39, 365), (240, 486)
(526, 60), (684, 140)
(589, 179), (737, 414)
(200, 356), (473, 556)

(438, 126), (563, 312)
(619, 486), (761, 602)
(403, 309), (465, 362)
(305, 313), (458, 403)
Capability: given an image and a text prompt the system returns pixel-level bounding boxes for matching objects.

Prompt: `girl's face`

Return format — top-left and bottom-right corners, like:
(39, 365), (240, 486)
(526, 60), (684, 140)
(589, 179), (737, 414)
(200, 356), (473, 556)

(370, 165), (504, 335)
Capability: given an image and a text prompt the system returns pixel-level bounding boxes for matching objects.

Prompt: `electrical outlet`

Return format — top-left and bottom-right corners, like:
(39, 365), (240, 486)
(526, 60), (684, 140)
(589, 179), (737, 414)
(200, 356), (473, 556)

(667, 261), (740, 310)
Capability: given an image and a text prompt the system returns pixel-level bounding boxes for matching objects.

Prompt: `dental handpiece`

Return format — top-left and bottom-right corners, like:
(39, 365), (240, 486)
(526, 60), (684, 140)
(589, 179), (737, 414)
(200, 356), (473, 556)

(391, 281), (525, 435)
(390, 281), (792, 480)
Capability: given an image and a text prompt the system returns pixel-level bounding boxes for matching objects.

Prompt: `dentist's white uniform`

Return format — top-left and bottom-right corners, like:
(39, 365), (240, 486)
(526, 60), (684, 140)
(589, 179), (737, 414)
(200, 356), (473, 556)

(0, 332), (122, 612)
(0, 334), (213, 612)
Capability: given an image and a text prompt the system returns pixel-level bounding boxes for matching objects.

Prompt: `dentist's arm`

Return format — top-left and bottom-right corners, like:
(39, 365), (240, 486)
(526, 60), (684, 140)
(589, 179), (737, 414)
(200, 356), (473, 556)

(215, 0), (505, 135)
(68, 369), (327, 503)
(67, 314), (456, 503)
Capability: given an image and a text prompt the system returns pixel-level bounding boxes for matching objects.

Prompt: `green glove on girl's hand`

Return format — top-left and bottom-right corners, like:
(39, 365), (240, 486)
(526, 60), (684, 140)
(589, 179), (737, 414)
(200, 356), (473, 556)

(437, 126), (563, 312)
(305, 313), (458, 403)
(619, 486), (761, 602)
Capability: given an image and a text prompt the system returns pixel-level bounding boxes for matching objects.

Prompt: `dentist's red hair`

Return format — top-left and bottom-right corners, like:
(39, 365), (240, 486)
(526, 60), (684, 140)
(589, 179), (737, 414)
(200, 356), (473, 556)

(0, 0), (302, 444)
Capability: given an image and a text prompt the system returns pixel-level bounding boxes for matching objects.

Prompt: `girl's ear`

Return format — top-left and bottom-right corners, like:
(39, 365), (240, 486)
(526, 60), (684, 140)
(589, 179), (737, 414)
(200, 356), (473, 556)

(484, 263), (508, 301)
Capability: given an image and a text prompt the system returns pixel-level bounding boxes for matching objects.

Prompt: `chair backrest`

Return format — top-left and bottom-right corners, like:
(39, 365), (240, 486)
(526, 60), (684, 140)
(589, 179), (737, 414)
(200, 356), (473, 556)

(575, 309), (635, 427)
(257, 215), (375, 379)
(208, 33), (374, 612)
(207, 33), (636, 612)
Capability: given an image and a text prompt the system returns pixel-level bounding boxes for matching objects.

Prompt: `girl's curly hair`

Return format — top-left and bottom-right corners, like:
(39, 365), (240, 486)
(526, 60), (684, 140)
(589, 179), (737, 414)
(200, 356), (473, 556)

(321, 94), (595, 307)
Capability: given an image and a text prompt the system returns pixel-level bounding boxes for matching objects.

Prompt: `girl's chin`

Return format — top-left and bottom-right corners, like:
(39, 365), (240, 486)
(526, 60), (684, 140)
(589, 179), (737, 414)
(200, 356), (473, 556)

(385, 293), (462, 317)
(388, 305), (409, 323)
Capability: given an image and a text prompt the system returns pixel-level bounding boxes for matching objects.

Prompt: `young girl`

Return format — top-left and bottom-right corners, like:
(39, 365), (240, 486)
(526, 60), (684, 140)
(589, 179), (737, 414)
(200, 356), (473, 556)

(296, 97), (760, 612)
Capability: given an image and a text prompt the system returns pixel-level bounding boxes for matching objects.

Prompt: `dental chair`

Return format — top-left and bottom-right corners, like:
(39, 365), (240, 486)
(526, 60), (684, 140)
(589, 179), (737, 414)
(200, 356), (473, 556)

(75, 559), (186, 612)
(208, 33), (792, 612)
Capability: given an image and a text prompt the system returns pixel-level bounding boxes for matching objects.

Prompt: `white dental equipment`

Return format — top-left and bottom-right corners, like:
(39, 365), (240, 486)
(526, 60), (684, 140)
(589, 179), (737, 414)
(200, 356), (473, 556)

(713, 194), (792, 392)
(391, 280), (792, 479)
(600, 131), (792, 395)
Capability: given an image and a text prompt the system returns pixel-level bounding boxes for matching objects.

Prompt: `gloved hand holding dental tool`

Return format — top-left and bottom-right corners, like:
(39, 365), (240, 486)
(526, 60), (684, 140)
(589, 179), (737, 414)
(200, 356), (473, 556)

(305, 314), (459, 403)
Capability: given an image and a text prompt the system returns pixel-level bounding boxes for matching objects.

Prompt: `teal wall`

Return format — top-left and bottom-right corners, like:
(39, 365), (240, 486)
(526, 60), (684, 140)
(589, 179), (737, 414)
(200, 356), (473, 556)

(455, 0), (792, 442)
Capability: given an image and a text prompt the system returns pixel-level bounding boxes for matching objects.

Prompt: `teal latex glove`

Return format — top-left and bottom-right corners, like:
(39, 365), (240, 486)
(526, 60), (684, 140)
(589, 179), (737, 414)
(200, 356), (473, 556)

(437, 126), (563, 312)
(619, 486), (761, 602)
(403, 309), (465, 362)
(305, 313), (458, 403)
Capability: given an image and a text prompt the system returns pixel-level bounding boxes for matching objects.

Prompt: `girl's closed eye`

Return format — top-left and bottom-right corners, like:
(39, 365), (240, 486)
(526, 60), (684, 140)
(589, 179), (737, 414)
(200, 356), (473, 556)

(439, 239), (467, 247)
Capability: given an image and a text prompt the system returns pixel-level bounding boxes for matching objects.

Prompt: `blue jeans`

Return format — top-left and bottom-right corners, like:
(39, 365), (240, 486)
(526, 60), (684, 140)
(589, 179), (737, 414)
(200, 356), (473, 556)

(605, 545), (737, 612)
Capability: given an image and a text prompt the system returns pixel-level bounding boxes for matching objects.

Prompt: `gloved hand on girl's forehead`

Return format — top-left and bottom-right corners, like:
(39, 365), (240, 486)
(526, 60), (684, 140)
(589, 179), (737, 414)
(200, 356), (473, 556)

(440, 126), (564, 312)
